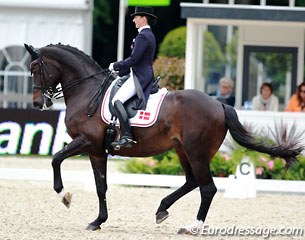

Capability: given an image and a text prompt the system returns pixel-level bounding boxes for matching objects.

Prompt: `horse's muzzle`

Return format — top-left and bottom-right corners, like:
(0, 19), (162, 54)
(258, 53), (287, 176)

(33, 96), (53, 110)
(33, 100), (42, 108)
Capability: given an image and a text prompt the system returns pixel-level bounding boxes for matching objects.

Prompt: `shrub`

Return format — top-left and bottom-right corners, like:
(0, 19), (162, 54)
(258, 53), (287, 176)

(210, 152), (236, 177)
(119, 158), (158, 174)
(153, 56), (185, 90)
(158, 26), (186, 58)
(153, 151), (184, 175)
(120, 151), (184, 175)
(154, 26), (225, 90)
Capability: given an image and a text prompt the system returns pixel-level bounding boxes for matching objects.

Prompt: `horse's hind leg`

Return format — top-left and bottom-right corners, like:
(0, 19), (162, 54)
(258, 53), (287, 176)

(156, 148), (198, 224)
(86, 154), (108, 231)
(197, 175), (217, 222)
(52, 135), (91, 207)
(177, 173), (217, 234)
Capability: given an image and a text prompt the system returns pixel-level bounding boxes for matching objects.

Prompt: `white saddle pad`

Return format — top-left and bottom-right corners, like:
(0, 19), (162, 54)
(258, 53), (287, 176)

(101, 80), (168, 127)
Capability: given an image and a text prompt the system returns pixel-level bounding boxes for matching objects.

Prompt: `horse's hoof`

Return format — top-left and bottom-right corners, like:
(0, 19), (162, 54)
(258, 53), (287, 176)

(86, 224), (101, 231)
(177, 227), (190, 235)
(61, 192), (72, 208)
(156, 210), (169, 224)
(177, 227), (197, 235)
(177, 220), (203, 235)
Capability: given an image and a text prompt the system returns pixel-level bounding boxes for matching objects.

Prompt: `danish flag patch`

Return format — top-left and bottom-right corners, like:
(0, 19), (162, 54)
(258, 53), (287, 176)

(139, 111), (151, 121)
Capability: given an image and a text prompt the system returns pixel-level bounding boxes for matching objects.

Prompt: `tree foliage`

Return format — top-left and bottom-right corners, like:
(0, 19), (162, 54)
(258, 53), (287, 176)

(158, 26), (186, 58)
(92, 1), (204, 67)
(225, 28), (238, 69)
(154, 26), (225, 90)
(203, 30), (226, 78)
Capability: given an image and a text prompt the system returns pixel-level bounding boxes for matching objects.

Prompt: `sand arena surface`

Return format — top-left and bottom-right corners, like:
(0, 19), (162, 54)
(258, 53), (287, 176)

(0, 156), (304, 240)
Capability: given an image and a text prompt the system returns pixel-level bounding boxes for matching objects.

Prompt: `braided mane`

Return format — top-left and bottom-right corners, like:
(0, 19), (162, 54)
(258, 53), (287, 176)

(46, 43), (103, 71)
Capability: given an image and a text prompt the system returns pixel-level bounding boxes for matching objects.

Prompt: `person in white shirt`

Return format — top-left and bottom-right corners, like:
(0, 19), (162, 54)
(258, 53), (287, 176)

(252, 82), (279, 111)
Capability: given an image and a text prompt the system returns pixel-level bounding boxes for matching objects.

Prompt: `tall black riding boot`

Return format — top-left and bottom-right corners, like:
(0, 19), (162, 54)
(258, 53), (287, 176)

(111, 100), (135, 150)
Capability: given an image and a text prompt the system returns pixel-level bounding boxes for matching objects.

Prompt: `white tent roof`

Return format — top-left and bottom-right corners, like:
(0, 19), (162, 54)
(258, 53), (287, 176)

(0, 0), (89, 9)
(0, 0), (93, 54)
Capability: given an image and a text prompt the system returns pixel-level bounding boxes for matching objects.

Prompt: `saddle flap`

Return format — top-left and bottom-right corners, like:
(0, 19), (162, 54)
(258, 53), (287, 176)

(101, 79), (168, 128)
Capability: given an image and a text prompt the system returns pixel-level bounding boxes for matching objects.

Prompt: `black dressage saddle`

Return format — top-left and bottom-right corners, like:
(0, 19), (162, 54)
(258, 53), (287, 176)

(108, 75), (161, 119)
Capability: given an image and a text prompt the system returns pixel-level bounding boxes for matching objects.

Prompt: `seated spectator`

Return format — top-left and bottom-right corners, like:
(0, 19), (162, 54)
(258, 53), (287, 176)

(285, 81), (305, 112)
(209, 77), (235, 107)
(252, 82), (279, 111)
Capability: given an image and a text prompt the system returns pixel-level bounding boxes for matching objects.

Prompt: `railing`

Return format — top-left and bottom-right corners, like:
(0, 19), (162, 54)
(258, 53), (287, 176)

(221, 110), (305, 151)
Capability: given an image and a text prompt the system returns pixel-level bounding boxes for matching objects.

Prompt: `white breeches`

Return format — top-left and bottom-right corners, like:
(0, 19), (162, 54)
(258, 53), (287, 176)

(112, 74), (136, 105)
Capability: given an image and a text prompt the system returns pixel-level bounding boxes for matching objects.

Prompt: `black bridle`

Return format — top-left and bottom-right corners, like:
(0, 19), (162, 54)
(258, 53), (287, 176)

(30, 51), (111, 101)
(30, 56), (59, 100)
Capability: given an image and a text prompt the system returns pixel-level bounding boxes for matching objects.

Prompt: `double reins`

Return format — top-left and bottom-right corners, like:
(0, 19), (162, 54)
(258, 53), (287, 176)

(55, 69), (111, 99)
(30, 53), (112, 100)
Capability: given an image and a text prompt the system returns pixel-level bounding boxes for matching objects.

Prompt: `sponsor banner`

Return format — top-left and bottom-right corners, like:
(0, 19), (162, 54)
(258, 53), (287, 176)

(128, 0), (170, 6)
(0, 109), (71, 155)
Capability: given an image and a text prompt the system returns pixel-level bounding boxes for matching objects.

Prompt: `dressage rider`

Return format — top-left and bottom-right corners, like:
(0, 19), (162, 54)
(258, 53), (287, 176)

(108, 6), (157, 149)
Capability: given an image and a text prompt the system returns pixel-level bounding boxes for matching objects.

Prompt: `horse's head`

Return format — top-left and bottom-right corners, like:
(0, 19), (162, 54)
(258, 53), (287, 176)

(25, 43), (112, 112)
(24, 44), (61, 110)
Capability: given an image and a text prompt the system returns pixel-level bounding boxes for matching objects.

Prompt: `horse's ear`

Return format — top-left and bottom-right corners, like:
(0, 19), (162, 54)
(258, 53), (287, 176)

(24, 43), (39, 60)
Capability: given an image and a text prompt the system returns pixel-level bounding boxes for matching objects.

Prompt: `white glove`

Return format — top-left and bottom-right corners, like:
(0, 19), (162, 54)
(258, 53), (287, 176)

(108, 62), (114, 71)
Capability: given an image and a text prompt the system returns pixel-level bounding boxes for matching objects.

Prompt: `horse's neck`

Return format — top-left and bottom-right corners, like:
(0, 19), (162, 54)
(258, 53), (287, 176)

(60, 59), (100, 92)
(61, 74), (95, 101)
(61, 70), (106, 114)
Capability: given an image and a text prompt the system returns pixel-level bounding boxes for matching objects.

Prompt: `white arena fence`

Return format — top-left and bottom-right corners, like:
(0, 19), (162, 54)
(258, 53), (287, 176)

(0, 167), (305, 195)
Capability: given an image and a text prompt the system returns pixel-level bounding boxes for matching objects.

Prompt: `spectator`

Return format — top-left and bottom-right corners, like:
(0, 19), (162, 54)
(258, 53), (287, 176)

(209, 77), (235, 107)
(252, 82), (279, 111)
(285, 81), (305, 112)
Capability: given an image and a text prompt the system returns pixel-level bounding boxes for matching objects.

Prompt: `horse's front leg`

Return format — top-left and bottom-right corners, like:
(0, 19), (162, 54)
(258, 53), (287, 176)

(86, 154), (108, 231)
(52, 135), (91, 207)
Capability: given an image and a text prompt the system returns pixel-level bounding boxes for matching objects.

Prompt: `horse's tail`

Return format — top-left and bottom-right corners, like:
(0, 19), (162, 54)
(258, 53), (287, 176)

(223, 104), (303, 168)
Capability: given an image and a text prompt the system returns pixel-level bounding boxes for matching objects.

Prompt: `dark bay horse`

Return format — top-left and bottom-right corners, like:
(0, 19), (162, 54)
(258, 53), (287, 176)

(24, 43), (303, 234)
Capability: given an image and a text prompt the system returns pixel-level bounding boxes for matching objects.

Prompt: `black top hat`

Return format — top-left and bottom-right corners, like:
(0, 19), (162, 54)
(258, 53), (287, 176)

(130, 7), (157, 19)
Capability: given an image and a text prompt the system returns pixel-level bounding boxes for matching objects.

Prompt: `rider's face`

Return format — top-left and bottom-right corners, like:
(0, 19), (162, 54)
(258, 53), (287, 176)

(133, 15), (147, 29)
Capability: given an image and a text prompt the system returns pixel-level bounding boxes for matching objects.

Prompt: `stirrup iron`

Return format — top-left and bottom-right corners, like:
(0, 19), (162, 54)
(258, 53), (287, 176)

(112, 137), (137, 150)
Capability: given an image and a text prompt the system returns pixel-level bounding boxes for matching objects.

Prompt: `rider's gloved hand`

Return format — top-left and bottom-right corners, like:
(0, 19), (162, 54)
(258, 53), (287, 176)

(108, 62), (114, 71)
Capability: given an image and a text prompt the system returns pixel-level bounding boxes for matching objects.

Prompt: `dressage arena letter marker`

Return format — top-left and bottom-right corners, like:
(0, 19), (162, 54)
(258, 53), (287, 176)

(224, 157), (256, 199)
(239, 162), (251, 175)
